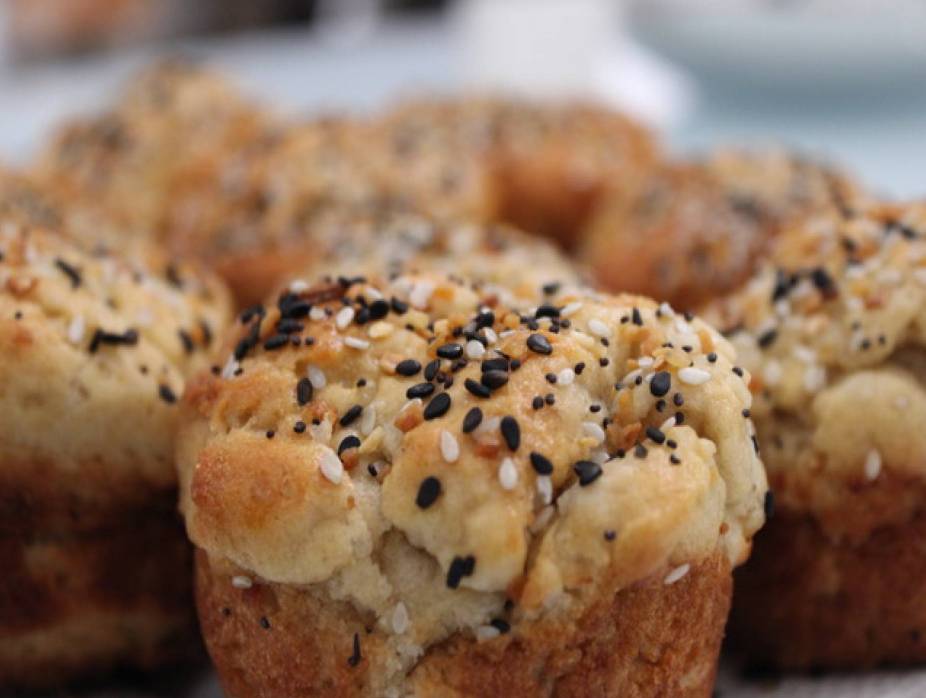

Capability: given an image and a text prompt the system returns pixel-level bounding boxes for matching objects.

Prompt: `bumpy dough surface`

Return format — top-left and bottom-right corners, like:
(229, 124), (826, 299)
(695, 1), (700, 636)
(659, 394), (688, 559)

(0, 222), (231, 503)
(709, 203), (926, 538)
(178, 271), (765, 688)
(580, 150), (863, 310)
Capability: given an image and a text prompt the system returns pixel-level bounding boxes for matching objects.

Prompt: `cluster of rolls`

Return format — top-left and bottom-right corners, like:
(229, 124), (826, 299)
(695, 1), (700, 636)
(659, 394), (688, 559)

(1, 59), (922, 697)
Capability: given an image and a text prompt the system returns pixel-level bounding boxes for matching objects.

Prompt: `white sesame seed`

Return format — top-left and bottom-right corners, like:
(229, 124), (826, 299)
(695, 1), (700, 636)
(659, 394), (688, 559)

(762, 361), (782, 386)
(803, 365), (827, 392)
(475, 625), (501, 642)
(664, 563), (690, 585)
(391, 602), (409, 634)
(221, 356), (240, 379)
(67, 315), (85, 344)
(678, 367), (711, 386)
(319, 449), (344, 484)
(466, 339), (486, 359)
(658, 302), (675, 318)
(231, 575), (252, 589)
(561, 301), (583, 317)
(557, 368), (575, 385)
(498, 458), (518, 490)
(345, 336), (370, 350)
(582, 421), (605, 444)
(361, 406), (377, 436)
(483, 328), (498, 345)
(864, 449), (882, 481)
(637, 357), (654, 368)
(335, 307), (355, 330)
(536, 475), (553, 505)
(289, 279), (309, 293)
(309, 307), (326, 321)
(588, 318), (611, 338)
(440, 430), (460, 463)
(308, 365), (326, 389)
(660, 416), (677, 431)
(409, 280), (435, 309)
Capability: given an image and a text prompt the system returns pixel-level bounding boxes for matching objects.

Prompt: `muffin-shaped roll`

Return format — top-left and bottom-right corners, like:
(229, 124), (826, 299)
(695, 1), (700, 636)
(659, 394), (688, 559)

(373, 97), (658, 247)
(0, 223), (232, 689)
(579, 151), (863, 310)
(710, 203), (926, 669)
(34, 59), (271, 244)
(178, 273), (767, 697)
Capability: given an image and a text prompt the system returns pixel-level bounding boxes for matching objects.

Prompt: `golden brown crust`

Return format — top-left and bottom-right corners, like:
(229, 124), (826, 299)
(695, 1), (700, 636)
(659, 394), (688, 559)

(729, 485), (926, 670)
(197, 548), (731, 698)
(0, 511), (200, 690)
(580, 164), (766, 310)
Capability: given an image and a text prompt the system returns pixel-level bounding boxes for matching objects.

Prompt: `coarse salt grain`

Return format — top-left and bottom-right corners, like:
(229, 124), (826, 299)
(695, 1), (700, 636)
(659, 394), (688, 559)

(309, 307), (326, 321)
(558, 368), (575, 385)
(466, 339), (486, 359)
(658, 302), (675, 318)
(289, 279), (309, 293)
(678, 367), (711, 385)
(664, 563), (690, 585)
(308, 365), (326, 389)
(409, 281), (435, 309)
(440, 430), (460, 463)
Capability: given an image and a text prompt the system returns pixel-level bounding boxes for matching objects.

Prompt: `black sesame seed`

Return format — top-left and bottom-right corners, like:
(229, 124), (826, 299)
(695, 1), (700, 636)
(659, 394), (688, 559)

(707, 352), (718, 363)
(54, 258), (82, 288)
(464, 378), (491, 398)
(158, 384), (177, 404)
(675, 411), (685, 425)
(340, 404), (363, 427)
(574, 460), (603, 486)
(296, 377), (313, 405)
(424, 359), (440, 381)
(666, 439), (677, 449)
(650, 371), (671, 397)
(263, 334), (289, 351)
(446, 555), (476, 589)
(500, 416), (520, 451)
(294, 421), (307, 434)
(475, 310), (495, 328)
(634, 443), (648, 459)
(490, 618), (510, 634)
(604, 530), (617, 541)
(240, 304), (265, 324)
(574, 362), (586, 375)
(646, 426), (666, 444)
(88, 328), (139, 353)
(545, 373), (557, 384)
(673, 392), (684, 407)
(390, 297), (409, 314)
(542, 281), (561, 295)
(751, 435), (760, 454)
(481, 357), (509, 373)
(670, 454), (681, 465)
(810, 267), (837, 297)
(424, 392), (451, 420)
(266, 430), (275, 439)
(481, 370), (509, 390)
(545, 393), (555, 405)
(459, 407), (483, 434)
(764, 490), (775, 519)
(532, 396), (544, 410)
(742, 408), (751, 418)
(527, 333), (553, 355)
(259, 617), (271, 630)
(338, 435), (361, 454)
(732, 366), (744, 377)
(395, 359), (422, 376)
(368, 299), (390, 320)
(535, 304), (560, 318)
(416, 476), (442, 509)
(590, 404), (601, 413)
(631, 308), (643, 326)
(348, 633), (362, 668)
(599, 357), (610, 367)
(437, 343), (463, 359)
(407, 382), (436, 399)
(757, 329), (778, 348)
(530, 452), (554, 475)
